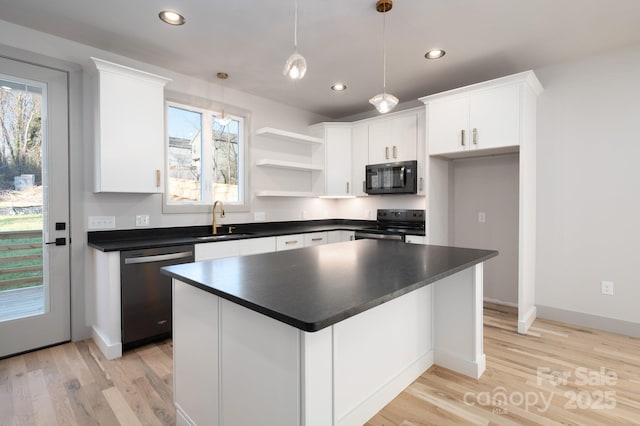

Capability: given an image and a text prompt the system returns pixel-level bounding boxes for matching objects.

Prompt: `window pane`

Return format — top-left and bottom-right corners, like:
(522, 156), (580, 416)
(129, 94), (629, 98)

(211, 118), (240, 203)
(168, 106), (202, 202)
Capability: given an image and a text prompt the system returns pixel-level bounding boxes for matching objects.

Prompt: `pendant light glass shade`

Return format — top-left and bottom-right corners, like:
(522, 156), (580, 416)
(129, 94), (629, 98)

(370, 0), (397, 114)
(283, 52), (307, 80)
(369, 92), (399, 114)
(215, 112), (232, 126)
(284, 0), (307, 80)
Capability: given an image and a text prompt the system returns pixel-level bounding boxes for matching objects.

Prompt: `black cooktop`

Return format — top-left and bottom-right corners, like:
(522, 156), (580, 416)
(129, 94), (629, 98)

(360, 209), (425, 236)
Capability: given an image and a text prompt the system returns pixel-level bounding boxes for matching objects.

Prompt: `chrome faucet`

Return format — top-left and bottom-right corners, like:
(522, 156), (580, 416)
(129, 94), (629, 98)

(212, 200), (225, 235)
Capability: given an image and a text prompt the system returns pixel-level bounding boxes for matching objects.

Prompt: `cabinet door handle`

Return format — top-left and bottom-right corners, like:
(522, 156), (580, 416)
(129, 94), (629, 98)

(472, 128), (478, 145)
(461, 129), (465, 146)
(285, 240), (299, 245)
(419, 177), (424, 192)
(311, 238), (323, 242)
(156, 169), (161, 187)
(346, 181), (350, 193)
(393, 145), (397, 159)
(385, 146), (389, 159)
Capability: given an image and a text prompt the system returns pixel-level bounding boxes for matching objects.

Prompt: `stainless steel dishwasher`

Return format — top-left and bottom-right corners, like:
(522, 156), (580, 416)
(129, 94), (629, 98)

(120, 245), (194, 350)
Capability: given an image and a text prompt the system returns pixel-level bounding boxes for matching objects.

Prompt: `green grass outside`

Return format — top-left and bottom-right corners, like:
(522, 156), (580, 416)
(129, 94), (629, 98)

(0, 214), (44, 291)
(0, 214), (43, 231)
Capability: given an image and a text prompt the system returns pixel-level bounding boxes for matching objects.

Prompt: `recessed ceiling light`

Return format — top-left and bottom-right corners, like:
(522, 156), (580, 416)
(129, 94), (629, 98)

(331, 83), (347, 91)
(159, 10), (185, 26)
(425, 49), (446, 59)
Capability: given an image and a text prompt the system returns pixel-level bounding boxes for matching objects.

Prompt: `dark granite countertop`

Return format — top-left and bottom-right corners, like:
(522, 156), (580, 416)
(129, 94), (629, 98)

(87, 219), (392, 252)
(161, 240), (498, 332)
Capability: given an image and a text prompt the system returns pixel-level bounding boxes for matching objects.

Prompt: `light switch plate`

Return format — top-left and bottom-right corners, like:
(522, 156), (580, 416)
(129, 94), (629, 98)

(88, 216), (116, 230)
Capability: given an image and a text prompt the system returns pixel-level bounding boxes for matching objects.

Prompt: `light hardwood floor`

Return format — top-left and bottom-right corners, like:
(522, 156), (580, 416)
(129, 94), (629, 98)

(1, 304), (639, 425)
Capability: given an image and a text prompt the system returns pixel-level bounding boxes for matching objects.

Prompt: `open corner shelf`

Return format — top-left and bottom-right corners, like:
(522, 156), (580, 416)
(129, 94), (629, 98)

(255, 159), (323, 172)
(255, 191), (320, 198)
(255, 127), (323, 145)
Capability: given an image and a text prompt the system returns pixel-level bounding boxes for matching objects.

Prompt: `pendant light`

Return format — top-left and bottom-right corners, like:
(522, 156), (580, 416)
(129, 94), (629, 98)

(215, 72), (232, 126)
(283, 0), (307, 80)
(369, 0), (398, 114)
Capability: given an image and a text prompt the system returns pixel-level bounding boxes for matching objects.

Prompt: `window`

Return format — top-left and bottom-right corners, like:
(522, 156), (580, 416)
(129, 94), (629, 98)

(165, 100), (247, 212)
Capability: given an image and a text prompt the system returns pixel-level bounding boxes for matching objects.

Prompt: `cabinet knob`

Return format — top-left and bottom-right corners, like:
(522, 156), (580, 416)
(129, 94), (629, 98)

(460, 129), (465, 147)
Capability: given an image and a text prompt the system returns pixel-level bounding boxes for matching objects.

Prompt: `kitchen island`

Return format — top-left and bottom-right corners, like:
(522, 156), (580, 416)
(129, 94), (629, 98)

(162, 240), (497, 426)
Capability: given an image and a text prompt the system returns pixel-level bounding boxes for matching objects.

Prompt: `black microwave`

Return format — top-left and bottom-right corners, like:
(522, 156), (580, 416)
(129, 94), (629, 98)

(365, 160), (417, 195)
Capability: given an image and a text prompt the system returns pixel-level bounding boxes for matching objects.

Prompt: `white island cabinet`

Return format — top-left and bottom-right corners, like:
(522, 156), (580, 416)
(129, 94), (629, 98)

(91, 58), (171, 193)
(167, 241), (495, 426)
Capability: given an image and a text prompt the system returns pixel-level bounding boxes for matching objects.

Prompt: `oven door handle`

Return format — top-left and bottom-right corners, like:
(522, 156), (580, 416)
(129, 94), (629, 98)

(400, 166), (405, 185)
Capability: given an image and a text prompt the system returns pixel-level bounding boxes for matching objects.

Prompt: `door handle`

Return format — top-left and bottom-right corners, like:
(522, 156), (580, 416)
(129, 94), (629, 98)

(461, 129), (465, 146)
(45, 237), (67, 246)
(346, 181), (350, 193)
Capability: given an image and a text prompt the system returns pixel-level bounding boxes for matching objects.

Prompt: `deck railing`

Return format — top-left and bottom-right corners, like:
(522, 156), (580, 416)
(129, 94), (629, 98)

(0, 230), (43, 290)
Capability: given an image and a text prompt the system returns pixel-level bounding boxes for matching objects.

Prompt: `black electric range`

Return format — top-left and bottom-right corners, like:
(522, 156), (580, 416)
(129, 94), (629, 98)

(355, 209), (425, 242)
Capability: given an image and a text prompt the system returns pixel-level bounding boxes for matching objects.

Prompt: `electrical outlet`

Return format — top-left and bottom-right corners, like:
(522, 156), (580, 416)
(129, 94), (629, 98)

(88, 216), (115, 230)
(135, 215), (150, 227)
(478, 212), (486, 223)
(601, 281), (614, 296)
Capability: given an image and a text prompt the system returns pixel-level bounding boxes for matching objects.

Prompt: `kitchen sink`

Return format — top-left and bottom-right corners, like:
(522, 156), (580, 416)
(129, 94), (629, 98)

(195, 233), (254, 241)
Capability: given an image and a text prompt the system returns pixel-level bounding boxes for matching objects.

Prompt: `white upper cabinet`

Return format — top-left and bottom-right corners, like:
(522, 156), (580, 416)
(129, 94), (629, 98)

(309, 123), (352, 197)
(422, 71), (543, 158)
(351, 125), (369, 196)
(427, 96), (469, 156)
(368, 113), (418, 164)
(324, 125), (352, 197)
(91, 58), (171, 193)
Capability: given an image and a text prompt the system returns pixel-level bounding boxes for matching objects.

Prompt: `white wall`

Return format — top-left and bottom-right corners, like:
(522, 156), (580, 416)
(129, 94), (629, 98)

(535, 44), (640, 325)
(451, 154), (519, 305)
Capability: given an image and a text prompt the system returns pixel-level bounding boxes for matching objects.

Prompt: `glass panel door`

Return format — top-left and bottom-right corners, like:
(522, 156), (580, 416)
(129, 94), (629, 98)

(0, 57), (70, 358)
(0, 77), (45, 322)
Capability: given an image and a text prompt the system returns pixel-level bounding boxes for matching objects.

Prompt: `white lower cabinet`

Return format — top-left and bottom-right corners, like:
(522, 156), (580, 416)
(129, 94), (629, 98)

(304, 232), (328, 247)
(405, 235), (425, 244)
(328, 230), (355, 243)
(276, 234), (304, 251)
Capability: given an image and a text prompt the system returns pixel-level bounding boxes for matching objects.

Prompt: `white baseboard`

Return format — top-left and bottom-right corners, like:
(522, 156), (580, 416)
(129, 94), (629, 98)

(91, 326), (122, 360)
(337, 350), (434, 426)
(518, 305), (537, 334)
(434, 349), (485, 379)
(483, 297), (517, 308)
(537, 305), (640, 338)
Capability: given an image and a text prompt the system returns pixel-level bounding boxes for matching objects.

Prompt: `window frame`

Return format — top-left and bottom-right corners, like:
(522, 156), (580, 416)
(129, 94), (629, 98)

(163, 91), (250, 214)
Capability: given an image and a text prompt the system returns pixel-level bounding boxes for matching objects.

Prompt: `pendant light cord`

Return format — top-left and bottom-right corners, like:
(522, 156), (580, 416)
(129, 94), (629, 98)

(294, 0), (298, 50)
(382, 9), (387, 94)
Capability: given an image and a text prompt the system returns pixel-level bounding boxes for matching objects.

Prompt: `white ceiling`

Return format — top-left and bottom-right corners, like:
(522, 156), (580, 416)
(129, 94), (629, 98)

(1, 0), (640, 118)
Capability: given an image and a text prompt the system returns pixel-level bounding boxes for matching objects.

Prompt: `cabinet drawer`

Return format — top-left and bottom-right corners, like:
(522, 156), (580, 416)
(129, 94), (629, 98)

(304, 232), (328, 247)
(276, 234), (304, 251)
